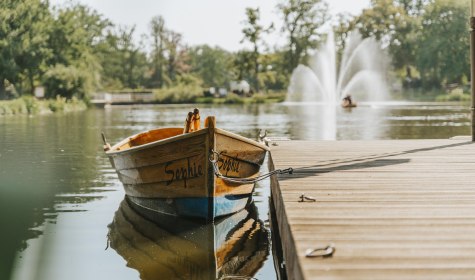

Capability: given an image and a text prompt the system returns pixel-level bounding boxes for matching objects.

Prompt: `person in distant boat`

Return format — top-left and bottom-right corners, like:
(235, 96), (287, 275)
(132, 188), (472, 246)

(341, 95), (356, 108)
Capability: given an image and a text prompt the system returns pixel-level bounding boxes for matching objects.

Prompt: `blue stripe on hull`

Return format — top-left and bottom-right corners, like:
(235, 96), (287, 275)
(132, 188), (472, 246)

(127, 194), (252, 220)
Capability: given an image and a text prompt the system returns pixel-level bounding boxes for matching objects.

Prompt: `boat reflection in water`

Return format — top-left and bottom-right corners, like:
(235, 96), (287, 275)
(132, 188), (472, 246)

(107, 197), (270, 280)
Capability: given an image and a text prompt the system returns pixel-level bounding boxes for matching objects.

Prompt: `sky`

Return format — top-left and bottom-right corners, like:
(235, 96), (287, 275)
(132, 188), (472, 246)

(49, 0), (371, 52)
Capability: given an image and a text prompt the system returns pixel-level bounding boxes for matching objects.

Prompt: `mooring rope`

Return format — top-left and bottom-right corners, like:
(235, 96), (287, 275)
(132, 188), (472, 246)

(210, 150), (293, 184)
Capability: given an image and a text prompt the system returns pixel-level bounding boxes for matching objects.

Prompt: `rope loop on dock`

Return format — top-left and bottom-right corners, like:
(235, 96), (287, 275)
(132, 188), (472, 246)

(210, 150), (293, 184)
(305, 243), (335, 258)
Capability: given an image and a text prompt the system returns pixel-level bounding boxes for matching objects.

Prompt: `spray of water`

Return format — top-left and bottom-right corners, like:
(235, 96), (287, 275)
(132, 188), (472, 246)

(287, 30), (390, 104)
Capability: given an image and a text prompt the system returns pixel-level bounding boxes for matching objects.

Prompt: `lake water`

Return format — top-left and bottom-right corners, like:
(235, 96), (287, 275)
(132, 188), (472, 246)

(0, 102), (470, 280)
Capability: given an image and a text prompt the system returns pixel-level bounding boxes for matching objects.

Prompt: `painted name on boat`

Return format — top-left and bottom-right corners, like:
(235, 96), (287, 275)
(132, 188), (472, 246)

(165, 158), (203, 186)
(218, 156), (240, 175)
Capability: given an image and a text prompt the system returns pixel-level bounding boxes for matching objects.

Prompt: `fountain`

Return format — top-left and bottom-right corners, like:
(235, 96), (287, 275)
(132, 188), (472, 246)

(285, 30), (390, 140)
(287, 30), (390, 104)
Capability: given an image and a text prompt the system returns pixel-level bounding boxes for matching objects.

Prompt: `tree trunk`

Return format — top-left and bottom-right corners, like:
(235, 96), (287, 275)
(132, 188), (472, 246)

(0, 79), (6, 100)
(168, 56), (175, 83)
(254, 46), (259, 93)
(406, 66), (412, 79)
(28, 70), (35, 96)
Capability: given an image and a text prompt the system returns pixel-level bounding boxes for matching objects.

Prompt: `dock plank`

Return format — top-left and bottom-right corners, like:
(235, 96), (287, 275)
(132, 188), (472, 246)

(269, 139), (475, 279)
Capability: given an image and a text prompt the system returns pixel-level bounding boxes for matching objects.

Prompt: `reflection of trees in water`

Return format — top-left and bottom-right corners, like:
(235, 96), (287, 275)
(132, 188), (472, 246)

(0, 110), (110, 279)
(385, 108), (470, 139)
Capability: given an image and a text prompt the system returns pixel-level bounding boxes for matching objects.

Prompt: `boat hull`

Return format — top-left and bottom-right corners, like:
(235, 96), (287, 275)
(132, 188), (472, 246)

(127, 194), (252, 219)
(106, 125), (268, 220)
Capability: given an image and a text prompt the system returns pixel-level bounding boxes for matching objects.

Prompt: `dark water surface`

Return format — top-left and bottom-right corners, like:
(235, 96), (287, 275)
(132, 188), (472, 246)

(0, 102), (470, 279)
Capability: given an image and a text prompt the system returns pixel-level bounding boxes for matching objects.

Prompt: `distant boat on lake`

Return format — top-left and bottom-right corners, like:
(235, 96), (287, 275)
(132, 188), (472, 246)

(107, 197), (269, 280)
(341, 95), (357, 108)
(104, 109), (270, 221)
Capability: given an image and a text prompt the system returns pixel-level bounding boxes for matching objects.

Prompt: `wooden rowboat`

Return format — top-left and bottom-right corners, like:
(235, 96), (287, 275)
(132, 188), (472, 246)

(107, 198), (269, 280)
(104, 111), (271, 221)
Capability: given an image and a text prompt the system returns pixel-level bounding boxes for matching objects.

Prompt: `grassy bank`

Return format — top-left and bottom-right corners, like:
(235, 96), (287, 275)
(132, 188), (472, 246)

(195, 92), (286, 104)
(0, 96), (87, 116)
(392, 88), (471, 102)
(153, 85), (286, 104)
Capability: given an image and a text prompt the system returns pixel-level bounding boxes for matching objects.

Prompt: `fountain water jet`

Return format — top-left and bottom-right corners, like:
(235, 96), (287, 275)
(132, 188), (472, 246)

(287, 30), (390, 104)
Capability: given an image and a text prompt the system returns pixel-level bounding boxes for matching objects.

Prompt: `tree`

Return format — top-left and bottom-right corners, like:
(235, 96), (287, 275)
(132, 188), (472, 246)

(396, 0), (428, 16)
(277, 0), (330, 74)
(333, 13), (357, 63)
(164, 30), (183, 84)
(0, 0), (20, 99)
(355, 0), (407, 56)
(118, 26), (148, 88)
(148, 16), (167, 88)
(188, 45), (234, 88)
(14, 0), (52, 95)
(354, 0), (429, 83)
(414, 0), (469, 88)
(96, 26), (148, 89)
(43, 64), (88, 99)
(233, 50), (254, 83)
(0, 0), (52, 99)
(241, 7), (273, 92)
(47, 4), (110, 97)
(258, 52), (288, 91)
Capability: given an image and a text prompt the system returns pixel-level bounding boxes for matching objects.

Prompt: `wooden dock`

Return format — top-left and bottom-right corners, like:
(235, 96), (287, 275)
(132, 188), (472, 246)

(269, 139), (475, 280)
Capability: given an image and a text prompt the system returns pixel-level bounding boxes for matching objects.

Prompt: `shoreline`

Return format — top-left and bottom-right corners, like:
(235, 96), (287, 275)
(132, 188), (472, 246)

(0, 97), (87, 116)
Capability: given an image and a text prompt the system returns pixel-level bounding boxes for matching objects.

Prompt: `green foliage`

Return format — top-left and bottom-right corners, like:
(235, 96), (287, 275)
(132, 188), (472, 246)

(0, 0), (53, 97)
(188, 45), (234, 88)
(49, 95), (87, 112)
(249, 94), (266, 104)
(241, 8), (273, 92)
(43, 64), (89, 99)
(333, 13), (357, 59)
(414, 0), (469, 88)
(48, 4), (110, 66)
(1, 0), (472, 101)
(21, 96), (39, 114)
(277, 0), (330, 73)
(153, 73), (204, 103)
(257, 52), (289, 91)
(0, 1), (111, 99)
(223, 93), (245, 104)
(353, 0), (470, 91)
(0, 97), (86, 115)
(148, 15), (167, 88)
(47, 4), (110, 94)
(97, 26), (148, 90)
(14, 0), (52, 94)
(153, 84), (203, 103)
(233, 50), (254, 82)
(0, 99), (28, 115)
(435, 88), (470, 102)
(194, 91), (286, 104)
(260, 91), (287, 102)
(48, 95), (66, 112)
(355, 0), (414, 69)
(194, 97), (217, 104)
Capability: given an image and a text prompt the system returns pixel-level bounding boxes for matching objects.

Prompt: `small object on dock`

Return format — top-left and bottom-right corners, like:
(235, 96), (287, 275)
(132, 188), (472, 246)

(305, 243), (335, 258)
(299, 193), (316, 202)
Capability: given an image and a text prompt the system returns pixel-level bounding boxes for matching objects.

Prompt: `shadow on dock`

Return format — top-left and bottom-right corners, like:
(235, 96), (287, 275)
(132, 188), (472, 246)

(277, 140), (473, 181)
